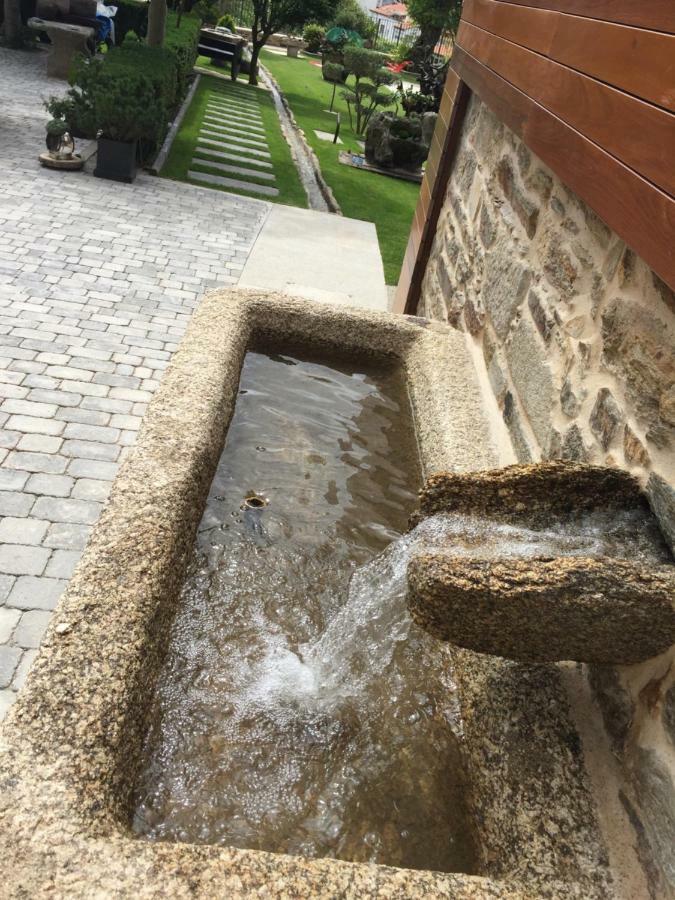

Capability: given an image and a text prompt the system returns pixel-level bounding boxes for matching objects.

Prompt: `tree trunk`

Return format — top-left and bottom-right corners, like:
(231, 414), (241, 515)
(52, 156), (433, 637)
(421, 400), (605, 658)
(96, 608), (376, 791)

(3, 0), (23, 48)
(147, 0), (167, 47)
(411, 23), (442, 68)
(248, 41), (262, 86)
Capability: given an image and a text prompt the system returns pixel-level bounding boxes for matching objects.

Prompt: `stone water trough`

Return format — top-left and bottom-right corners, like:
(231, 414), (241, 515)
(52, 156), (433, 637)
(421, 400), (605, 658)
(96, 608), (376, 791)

(407, 462), (675, 664)
(0, 290), (659, 897)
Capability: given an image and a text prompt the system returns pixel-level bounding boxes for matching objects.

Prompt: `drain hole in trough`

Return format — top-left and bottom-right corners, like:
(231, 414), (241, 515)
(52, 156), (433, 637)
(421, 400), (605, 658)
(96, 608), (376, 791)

(243, 494), (267, 510)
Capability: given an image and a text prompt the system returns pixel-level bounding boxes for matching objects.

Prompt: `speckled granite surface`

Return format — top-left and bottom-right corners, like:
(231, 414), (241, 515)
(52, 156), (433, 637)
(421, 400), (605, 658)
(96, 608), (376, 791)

(408, 463), (675, 664)
(0, 291), (616, 897)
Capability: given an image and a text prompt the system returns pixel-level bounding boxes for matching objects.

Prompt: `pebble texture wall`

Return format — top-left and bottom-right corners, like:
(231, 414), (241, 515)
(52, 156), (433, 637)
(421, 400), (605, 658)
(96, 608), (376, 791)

(416, 93), (675, 897)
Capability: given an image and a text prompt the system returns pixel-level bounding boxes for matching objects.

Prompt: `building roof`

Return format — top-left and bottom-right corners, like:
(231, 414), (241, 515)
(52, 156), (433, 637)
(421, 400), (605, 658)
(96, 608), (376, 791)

(370, 2), (408, 19)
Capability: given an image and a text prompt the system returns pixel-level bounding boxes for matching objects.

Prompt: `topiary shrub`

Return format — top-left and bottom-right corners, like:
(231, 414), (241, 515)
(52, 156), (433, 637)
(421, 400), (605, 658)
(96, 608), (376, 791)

(303, 23), (325, 53)
(341, 45), (394, 135)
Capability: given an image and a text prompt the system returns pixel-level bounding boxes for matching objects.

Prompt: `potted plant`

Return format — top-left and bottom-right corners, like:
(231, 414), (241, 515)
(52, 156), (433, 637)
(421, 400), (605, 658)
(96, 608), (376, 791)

(45, 118), (69, 155)
(93, 73), (164, 183)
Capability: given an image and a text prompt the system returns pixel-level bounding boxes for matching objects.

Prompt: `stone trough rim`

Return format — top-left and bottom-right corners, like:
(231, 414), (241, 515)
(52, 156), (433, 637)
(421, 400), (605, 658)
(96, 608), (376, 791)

(1, 288), (553, 898)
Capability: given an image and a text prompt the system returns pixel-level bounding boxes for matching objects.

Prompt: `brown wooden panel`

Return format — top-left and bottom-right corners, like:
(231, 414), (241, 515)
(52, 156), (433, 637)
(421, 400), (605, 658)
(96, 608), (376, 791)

(491, 0), (675, 33)
(456, 21), (675, 196)
(463, 0), (675, 111)
(451, 46), (675, 290)
(393, 78), (472, 314)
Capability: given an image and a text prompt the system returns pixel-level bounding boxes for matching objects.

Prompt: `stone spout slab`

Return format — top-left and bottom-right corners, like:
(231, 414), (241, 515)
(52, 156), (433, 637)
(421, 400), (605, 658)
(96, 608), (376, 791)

(408, 553), (675, 664)
(412, 460), (645, 527)
(407, 461), (675, 664)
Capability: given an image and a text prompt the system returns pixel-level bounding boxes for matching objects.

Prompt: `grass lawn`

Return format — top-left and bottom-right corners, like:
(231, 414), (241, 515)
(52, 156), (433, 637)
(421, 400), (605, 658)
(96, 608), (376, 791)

(260, 49), (420, 285)
(161, 69), (308, 209)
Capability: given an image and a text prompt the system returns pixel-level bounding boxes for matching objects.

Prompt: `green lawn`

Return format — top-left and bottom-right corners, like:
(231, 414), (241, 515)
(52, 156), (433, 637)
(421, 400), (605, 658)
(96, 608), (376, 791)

(260, 49), (420, 285)
(161, 70), (308, 209)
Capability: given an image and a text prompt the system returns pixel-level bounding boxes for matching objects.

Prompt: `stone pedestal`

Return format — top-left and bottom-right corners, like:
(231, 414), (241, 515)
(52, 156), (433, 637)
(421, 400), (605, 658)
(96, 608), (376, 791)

(28, 18), (95, 79)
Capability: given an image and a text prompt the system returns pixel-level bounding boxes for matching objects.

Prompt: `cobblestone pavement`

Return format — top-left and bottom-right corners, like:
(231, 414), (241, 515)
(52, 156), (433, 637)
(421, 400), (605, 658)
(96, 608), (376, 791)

(0, 48), (270, 717)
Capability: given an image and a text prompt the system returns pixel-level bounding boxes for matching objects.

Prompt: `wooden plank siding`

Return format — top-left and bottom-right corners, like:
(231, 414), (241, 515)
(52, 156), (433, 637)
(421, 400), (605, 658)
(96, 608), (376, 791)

(456, 21), (675, 195)
(462, 0), (675, 112)
(394, 0), (675, 314)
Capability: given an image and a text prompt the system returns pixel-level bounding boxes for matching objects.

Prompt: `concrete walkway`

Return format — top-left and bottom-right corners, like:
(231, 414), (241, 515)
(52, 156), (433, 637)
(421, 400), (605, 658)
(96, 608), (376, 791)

(240, 205), (388, 309)
(0, 48), (387, 718)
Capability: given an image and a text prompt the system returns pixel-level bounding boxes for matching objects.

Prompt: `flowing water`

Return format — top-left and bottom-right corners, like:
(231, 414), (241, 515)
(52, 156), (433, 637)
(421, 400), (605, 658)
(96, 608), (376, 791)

(132, 350), (671, 873)
(132, 351), (477, 873)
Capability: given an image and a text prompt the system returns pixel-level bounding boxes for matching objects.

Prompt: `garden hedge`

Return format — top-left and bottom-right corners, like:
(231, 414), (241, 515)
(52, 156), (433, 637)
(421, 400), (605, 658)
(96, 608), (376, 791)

(52, 13), (200, 164)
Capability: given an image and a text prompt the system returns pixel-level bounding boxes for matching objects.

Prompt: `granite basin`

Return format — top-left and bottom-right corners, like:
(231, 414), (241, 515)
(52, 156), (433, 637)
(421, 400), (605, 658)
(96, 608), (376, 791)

(0, 292), (617, 898)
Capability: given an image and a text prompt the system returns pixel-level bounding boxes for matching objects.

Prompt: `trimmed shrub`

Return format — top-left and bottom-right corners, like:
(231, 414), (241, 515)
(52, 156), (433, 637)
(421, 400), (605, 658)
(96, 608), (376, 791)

(303, 23), (325, 53)
(164, 12), (200, 98)
(341, 46), (394, 135)
(45, 15), (199, 164)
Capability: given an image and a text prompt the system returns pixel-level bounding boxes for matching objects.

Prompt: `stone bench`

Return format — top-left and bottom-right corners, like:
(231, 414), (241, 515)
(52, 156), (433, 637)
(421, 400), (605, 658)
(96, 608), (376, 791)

(28, 18), (95, 79)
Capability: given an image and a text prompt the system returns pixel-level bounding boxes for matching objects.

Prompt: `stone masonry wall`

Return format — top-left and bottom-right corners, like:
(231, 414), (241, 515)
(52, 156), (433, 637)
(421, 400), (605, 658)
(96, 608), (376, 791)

(417, 93), (675, 898)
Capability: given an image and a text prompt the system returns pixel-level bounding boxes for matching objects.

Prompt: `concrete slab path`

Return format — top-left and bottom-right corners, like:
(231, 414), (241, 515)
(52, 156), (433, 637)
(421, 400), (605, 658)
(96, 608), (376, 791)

(0, 47), (388, 720)
(239, 205), (388, 310)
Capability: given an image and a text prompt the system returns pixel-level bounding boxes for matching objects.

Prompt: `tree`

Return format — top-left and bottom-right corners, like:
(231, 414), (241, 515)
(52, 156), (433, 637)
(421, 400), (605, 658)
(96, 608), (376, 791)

(406, 0), (461, 66)
(147, 0), (168, 47)
(3, 0), (23, 48)
(248, 0), (332, 85)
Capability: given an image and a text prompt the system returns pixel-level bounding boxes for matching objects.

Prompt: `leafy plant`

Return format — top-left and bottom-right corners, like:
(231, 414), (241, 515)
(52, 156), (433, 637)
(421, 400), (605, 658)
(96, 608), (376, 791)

(216, 13), (237, 30)
(416, 55), (449, 105)
(398, 86), (437, 115)
(393, 38), (415, 65)
(46, 118), (68, 136)
(303, 22), (325, 53)
(340, 45), (394, 136)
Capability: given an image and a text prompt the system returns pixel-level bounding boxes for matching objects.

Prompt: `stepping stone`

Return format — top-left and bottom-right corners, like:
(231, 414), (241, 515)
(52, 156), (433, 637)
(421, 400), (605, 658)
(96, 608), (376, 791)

(206, 95), (261, 109)
(191, 155), (276, 181)
(188, 169), (279, 197)
(195, 143), (274, 169)
(207, 93), (260, 109)
(314, 129), (342, 144)
(203, 114), (265, 135)
(204, 106), (263, 128)
(199, 126), (268, 149)
(207, 99), (261, 116)
(198, 137), (272, 159)
(201, 118), (266, 137)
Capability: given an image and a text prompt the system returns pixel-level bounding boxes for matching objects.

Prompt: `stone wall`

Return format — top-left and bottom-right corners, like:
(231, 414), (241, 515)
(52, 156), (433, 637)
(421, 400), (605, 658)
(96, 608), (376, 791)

(417, 93), (675, 898)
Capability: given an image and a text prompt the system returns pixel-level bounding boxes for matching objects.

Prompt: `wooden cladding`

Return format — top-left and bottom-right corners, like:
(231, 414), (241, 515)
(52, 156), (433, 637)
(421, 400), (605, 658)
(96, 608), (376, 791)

(480, 0), (675, 32)
(394, 0), (675, 314)
(456, 19), (675, 196)
(461, 0), (675, 111)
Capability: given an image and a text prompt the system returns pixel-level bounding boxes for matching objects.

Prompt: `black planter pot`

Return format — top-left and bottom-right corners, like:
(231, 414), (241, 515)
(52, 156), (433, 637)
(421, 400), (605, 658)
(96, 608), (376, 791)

(94, 137), (138, 184)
